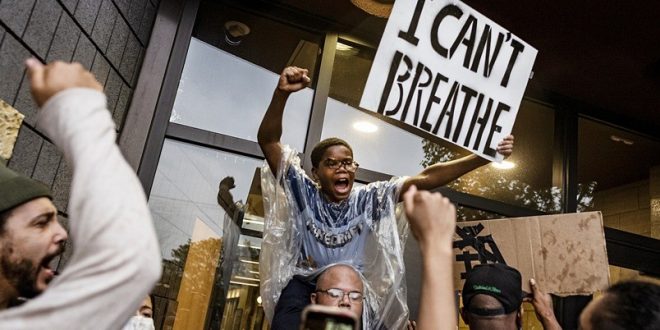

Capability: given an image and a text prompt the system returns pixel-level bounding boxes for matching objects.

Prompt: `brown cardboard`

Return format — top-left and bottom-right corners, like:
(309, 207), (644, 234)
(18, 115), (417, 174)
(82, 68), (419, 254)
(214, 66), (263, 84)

(0, 99), (24, 161)
(453, 211), (609, 296)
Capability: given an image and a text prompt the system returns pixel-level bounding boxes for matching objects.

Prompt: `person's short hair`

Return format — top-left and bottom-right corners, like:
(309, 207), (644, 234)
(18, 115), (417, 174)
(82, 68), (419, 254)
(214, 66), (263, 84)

(462, 263), (523, 316)
(310, 138), (353, 168)
(589, 281), (660, 329)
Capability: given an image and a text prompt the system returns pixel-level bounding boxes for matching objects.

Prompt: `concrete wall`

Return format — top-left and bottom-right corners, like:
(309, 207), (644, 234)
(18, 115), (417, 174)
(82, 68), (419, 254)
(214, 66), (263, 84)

(592, 179), (660, 284)
(0, 0), (159, 269)
(597, 180), (651, 237)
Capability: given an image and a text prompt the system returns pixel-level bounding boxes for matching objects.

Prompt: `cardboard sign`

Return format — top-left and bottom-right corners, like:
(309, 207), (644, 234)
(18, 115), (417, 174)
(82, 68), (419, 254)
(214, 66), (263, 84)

(0, 99), (24, 161)
(453, 212), (610, 295)
(360, 0), (537, 162)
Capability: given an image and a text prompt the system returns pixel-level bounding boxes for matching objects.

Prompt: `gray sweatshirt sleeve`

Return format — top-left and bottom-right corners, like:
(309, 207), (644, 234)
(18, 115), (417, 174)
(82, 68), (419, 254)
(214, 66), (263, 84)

(0, 88), (162, 329)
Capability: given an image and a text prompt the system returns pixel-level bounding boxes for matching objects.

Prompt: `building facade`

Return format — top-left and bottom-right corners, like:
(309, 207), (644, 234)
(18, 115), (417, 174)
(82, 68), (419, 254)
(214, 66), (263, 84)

(2, 0), (659, 329)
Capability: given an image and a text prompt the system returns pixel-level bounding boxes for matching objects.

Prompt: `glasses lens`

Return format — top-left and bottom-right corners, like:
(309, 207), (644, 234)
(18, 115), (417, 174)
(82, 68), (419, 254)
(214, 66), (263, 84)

(348, 292), (363, 301)
(327, 288), (344, 299)
(325, 159), (339, 169)
(325, 159), (358, 171)
(344, 160), (358, 171)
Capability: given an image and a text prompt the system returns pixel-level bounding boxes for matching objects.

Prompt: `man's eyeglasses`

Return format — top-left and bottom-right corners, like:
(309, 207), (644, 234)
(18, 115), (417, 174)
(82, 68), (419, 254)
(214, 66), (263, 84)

(316, 288), (364, 303)
(323, 159), (359, 172)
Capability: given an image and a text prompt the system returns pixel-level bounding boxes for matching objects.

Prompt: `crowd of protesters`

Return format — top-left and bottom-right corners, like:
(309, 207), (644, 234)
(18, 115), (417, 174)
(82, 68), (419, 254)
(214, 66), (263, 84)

(0, 60), (657, 330)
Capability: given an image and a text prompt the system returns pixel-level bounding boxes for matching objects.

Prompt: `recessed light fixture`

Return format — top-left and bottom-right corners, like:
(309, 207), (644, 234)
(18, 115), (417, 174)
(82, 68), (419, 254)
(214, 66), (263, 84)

(610, 135), (634, 146)
(224, 21), (250, 46)
(352, 121), (378, 133)
(491, 160), (516, 170)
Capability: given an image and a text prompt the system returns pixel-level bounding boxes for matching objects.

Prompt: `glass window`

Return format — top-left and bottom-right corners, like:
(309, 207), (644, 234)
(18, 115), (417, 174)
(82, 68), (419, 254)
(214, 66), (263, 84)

(148, 139), (266, 329)
(452, 100), (559, 213)
(578, 118), (660, 239)
(170, 2), (323, 151)
(323, 40), (561, 213)
(456, 205), (505, 222)
(221, 234), (264, 330)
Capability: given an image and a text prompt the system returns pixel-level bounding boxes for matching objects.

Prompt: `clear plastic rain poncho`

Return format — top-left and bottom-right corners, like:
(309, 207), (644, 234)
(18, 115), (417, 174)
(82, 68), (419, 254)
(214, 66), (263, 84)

(260, 145), (410, 329)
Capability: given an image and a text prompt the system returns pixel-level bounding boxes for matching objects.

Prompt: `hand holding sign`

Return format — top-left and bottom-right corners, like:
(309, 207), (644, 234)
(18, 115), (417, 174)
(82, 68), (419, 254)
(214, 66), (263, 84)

(525, 278), (562, 330)
(360, 0), (536, 162)
(277, 66), (310, 94)
(497, 134), (514, 158)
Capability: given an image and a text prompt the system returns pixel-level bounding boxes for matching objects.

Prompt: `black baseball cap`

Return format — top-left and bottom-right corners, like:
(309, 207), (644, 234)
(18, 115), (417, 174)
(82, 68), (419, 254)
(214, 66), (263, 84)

(462, 263), (523, 315)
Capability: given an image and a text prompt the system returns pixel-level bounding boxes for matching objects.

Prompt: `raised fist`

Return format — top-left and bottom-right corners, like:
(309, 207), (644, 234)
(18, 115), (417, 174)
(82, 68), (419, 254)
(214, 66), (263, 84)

(26, 59), (103, 107)
(403, 185), (456, 247)
(277, 66), (310, 94)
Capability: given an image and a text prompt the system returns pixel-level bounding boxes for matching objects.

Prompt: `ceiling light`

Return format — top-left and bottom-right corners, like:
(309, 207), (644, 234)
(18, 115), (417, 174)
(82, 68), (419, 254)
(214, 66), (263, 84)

(491, 160), (516, 170)
(336, 42), (359, 56)
(234, 275), (260, 282)
(610, 135), (634, 146)
(230, 280), (259, 287)
(336, 43), (354, 52)
(353, 121), (378, 133)
(224, 21), (250, 46)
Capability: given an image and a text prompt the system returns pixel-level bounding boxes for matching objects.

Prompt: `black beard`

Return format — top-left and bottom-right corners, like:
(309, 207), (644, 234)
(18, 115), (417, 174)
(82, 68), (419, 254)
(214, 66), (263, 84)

(0, 243), (41, 299)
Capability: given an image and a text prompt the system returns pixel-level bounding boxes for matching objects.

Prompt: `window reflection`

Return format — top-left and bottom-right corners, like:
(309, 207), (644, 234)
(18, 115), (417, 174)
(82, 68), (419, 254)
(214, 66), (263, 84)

(221, 234), (264, 329)
(242, 169), (265, 233)
(171, 38), (315, 151)
(456, 205), (505, 222)
(171, 219), (222, 330)
(148, 139), (266, 329)
(578, 118), (660, 238)
(324, 40), (561, 213)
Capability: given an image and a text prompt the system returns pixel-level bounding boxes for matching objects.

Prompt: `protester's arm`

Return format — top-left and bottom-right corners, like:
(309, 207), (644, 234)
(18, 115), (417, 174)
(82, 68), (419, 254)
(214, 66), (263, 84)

(403, 186), (457, 330)
(257, 66), (310, 174)
(0, 60), (161, 328)
(400, 135), (514, 196)
(526, 278), (562, 330)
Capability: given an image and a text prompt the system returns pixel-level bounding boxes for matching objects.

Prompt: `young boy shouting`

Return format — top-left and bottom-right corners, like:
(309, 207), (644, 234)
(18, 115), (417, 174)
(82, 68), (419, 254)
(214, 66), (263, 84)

(258, 66), (514, 329)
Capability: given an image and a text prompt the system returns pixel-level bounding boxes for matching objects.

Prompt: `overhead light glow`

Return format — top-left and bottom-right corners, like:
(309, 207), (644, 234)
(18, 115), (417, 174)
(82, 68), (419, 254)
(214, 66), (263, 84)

(610, 135), (634, 146)
(230, 280), (259, 287)
(336, 43), (354, 52)
(491, 160), (516, 170)
(234, 275), (260, 282)
(353, 121), (378, 133)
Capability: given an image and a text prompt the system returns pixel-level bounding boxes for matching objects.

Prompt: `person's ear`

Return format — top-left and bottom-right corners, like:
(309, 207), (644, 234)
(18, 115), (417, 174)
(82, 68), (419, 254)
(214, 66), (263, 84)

(310, 293), (317, 304)
(311, 167), (319, 182)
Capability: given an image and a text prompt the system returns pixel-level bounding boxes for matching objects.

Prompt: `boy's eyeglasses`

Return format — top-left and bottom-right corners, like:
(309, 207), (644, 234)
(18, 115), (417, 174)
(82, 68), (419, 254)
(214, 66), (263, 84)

(323, 159), (359, 171)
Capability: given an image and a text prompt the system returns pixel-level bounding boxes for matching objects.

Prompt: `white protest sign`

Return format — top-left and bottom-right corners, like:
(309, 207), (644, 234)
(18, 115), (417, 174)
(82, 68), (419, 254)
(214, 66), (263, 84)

(360, 0), (537, 162)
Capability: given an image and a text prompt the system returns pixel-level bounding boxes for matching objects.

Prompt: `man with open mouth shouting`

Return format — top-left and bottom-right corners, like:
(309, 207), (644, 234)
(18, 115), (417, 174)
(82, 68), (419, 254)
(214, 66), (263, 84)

(0, 172), (65, 307)
(0, 59), (160, 329)
(258, 66), (514, 329)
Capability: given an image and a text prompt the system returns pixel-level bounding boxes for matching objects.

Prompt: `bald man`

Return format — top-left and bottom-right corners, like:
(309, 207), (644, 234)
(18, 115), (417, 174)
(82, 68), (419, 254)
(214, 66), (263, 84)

(310, 264), (364, 323)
